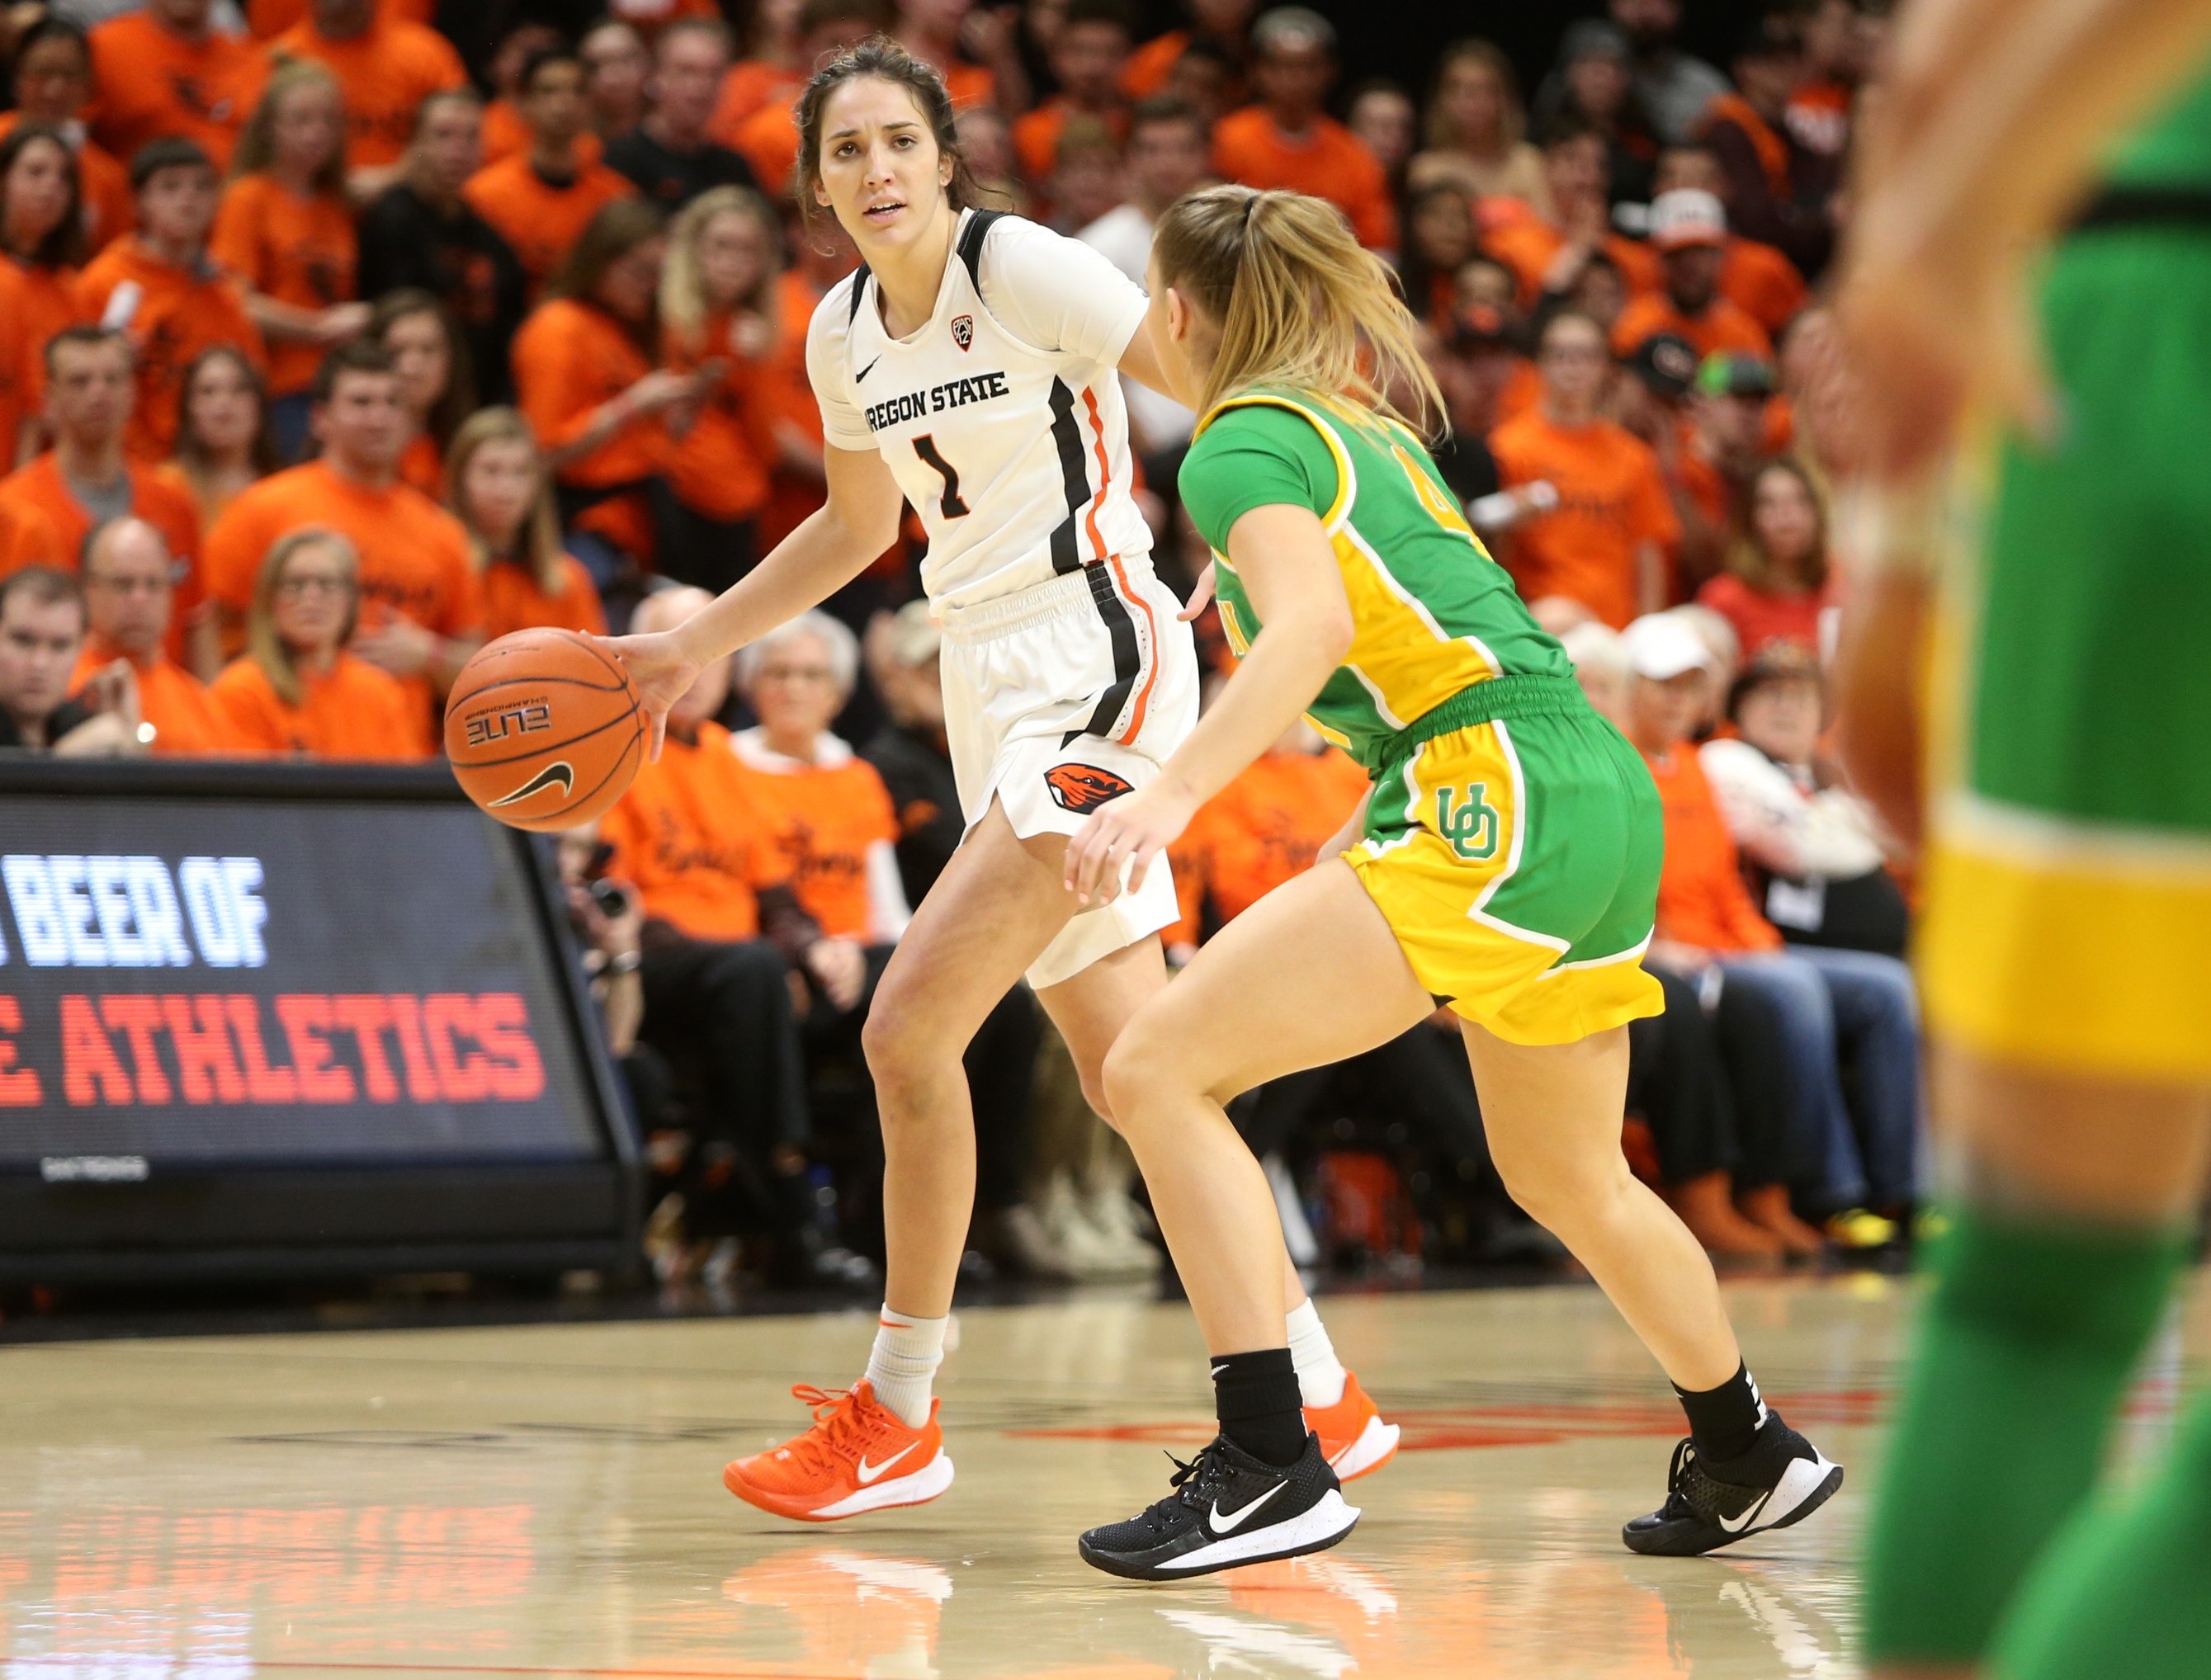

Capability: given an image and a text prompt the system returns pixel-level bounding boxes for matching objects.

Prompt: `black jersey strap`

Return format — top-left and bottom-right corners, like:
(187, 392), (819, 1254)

(2070, 187), (2211, 235)
(845, 263), (872, 326)
(955, 208), (1009, 292)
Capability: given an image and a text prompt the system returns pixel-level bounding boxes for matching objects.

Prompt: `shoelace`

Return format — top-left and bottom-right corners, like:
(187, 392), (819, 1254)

(1137, 1443), (1234, 1528)
(1661, 1437), (1703, 1517)
(776, 1384), (895, 1479)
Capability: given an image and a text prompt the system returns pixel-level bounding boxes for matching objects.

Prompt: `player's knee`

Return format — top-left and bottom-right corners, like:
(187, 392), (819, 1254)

(1491, 1144), (1632, 1236)
(1098, 1026), (1177, 1140)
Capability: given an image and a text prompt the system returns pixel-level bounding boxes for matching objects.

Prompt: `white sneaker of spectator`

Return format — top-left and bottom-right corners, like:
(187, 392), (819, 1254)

(1080, 1179), (1165, 1277)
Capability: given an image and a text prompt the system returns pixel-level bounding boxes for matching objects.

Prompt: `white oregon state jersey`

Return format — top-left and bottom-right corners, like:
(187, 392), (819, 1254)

(807, 208), (1155, 611)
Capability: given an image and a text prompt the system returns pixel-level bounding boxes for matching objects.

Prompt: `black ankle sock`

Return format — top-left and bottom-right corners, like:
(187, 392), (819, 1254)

(1212, 1347), (1307, 1468)
(1674, 1362), (1769, 1463)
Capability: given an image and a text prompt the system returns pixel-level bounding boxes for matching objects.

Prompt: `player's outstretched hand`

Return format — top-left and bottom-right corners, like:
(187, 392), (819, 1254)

(1063, 780), (1198, 907)
(596, 630), (701, 762)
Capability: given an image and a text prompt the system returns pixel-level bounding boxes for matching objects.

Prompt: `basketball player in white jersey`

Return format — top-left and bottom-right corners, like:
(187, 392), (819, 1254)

(608, 38), (1398, 1531)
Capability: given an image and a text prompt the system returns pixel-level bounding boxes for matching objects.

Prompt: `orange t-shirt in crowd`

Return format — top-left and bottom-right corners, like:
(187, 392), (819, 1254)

(600, 718), (791, 943)
(732, 101), (801, 196)
(1611, 289), (1774, 362)
(398, 431), (441, 498)
(663, 310), (772, 523)
(1489, 408), (1680, 630)
(1481, 214), (1662, 309)
(1212, 106), (1396, 250)
(1643, 743), (1782, 953)
(0, 253), (89, 462)
(0, 453), (204, 668)
(0, 113), (131, 255)
(1492, 357), (1542, 427)
(461, 154), (635, 291)
(210, 649), (434, 760)
(248, 0), (436, 37)
(1012, 100), (1130, 183)
(1720, 236), (1807, 338)
(74, 237), (265, 461)
(709, 61), (805, 145)
(87, 11), (269, 170)
(210, 174), (357, 399)
(756, 270), (827, 552)
(0, 487), (64, 572)
(725, 729), (900, 941)
(270, 16), (466, 168)
(1698, 92), (1792, 204)
(479, 554), (607, 643)
(71, 635), (235, 754)
(1165, 744), (1369, 947)
(203, 458), (480, 716)
(513, 296), (671, 558)
(1694, 571), (1833, 661)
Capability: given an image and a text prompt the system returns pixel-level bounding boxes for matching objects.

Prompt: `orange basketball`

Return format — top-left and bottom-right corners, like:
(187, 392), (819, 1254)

(445, 628), (646, 832)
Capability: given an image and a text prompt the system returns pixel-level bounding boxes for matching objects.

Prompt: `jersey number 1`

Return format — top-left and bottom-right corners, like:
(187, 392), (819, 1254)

(912, 433), (971, 519)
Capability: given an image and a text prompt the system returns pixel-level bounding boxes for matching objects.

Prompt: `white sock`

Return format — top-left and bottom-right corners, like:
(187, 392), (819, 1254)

(1285, 1298), (1347, 1409)
(864, 1305), (947, 1428)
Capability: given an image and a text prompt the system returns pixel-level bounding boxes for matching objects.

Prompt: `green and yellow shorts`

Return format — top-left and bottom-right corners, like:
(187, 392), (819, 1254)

(1343, 675), (1665, 1046)
(1920, 220), (2211, 1083)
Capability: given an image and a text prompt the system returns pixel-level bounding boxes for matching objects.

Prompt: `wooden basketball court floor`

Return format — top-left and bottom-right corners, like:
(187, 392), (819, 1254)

(3, 1272), (2204, 1680)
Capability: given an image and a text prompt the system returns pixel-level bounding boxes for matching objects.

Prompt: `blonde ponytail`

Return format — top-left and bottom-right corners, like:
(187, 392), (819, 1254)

(1152, 184), (1445, 436)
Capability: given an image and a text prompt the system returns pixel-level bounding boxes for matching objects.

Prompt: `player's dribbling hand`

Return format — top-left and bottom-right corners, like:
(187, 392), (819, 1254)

(597, 630), (701, 762)
(1063, 780), (1198, 907)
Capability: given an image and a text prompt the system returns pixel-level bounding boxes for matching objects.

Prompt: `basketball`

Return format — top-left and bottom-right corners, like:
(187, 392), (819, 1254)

(444, 628), (646, 832)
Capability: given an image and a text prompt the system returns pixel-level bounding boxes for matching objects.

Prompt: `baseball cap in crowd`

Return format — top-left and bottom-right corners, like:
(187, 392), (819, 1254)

(1727, 641), (1823, 720)
(1629, 333), (1700, 400)
(1649, 189), (1727, 251)
(1557, 18), (1632, 65)
(1252, 6), (1335, 55)
(1622, 612), (1716, 681)
(1694, 352), (1779, 399)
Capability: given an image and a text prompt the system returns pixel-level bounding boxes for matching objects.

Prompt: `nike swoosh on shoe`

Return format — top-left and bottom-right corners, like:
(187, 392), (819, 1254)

(1207, 1479), (1287, 1535)
(856, 1442), (919, 1484)
(1717, 1488), (1775, 1533)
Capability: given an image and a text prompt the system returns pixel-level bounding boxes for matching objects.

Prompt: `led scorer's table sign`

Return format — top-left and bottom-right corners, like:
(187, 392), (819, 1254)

(0, 762), (635, 1280)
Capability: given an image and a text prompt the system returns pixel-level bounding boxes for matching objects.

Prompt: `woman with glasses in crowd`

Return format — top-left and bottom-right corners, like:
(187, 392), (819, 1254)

(208, 526), (432, 760)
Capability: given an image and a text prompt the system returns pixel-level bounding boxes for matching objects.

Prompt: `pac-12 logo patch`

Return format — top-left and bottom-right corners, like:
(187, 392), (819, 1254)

(1045, 762), (1133, 814)
(952, 314), (974, 351)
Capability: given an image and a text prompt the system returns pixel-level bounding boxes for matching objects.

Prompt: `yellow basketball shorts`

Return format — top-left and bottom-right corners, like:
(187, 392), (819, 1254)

(1344, 679), (1665, 1046)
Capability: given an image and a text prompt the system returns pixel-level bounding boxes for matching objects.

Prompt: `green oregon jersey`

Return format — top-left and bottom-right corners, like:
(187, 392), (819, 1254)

(1179, 389), (1571, 773)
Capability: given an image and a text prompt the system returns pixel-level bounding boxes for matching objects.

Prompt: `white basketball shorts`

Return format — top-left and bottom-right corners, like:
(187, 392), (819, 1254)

(938, 553), (1200, 989)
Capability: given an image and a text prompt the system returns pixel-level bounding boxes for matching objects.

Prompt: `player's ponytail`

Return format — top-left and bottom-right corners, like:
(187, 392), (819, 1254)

(1152, 184), (1445, 436)
(794, 36), (996, 229)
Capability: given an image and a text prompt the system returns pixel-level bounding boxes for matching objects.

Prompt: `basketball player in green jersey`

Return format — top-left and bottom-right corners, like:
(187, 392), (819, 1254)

(1839, 2), (2211, 1673)
(1061, 184), (1841, 1581)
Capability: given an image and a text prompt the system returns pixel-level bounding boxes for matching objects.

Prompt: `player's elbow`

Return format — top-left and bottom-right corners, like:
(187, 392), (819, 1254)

(1307, 602), (1356, 666)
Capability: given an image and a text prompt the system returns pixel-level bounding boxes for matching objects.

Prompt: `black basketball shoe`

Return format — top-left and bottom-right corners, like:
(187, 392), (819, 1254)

(1078, 1431), (1359, 1581)
(1623, 1413), (1844, 1555)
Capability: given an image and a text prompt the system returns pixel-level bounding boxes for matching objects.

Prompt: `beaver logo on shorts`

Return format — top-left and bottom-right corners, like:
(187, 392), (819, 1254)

(952, 314), (974, 351)
(1045, 762), (1134, 814)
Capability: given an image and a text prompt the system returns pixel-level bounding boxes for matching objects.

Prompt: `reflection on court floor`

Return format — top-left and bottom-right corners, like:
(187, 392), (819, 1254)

(0, 1275), (2201, 1678)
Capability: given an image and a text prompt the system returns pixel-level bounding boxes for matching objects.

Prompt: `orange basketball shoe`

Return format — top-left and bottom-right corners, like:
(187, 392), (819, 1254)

(1306, 1370), (1400, 1481)
(723, 1382), (955, 1522)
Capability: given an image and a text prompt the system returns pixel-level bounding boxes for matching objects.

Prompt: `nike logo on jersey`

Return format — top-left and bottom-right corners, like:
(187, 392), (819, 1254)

(856, 355), (882, 382)
(857, 1442), (920, 1484)
(1207, 1479), (1287, 1535)
(865, 371), (1013, 433)
(489, 762), (574, 806)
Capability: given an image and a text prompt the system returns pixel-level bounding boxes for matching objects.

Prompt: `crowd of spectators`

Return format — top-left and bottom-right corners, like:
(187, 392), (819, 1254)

(0, 0), (1918, 1284)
